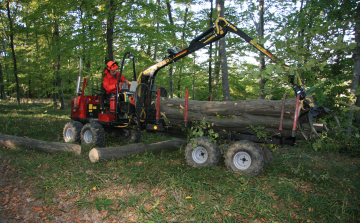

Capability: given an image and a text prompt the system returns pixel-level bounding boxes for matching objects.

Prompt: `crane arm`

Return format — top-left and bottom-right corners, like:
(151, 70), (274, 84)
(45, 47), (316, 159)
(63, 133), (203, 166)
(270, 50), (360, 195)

(134, 17), (341, 140)
(137, 17), (289, 84)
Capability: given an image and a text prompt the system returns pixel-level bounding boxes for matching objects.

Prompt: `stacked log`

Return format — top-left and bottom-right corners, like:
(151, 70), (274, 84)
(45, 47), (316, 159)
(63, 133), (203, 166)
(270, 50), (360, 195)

(156, 97), (303, 138)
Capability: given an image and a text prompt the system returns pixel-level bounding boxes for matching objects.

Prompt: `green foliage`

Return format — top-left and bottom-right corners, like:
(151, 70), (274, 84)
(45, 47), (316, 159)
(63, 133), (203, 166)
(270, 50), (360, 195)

(0, 0), (357, 122)
(186, 120), (219, 144)
(246, 124), (269, 141)
(310, 131), (360, 156)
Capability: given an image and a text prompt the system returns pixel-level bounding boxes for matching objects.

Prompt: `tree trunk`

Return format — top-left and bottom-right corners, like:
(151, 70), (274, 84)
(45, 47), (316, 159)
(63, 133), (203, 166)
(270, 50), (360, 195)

(53, 18), (66, 109)
(106, 0), (115, 62)
(0, 63), (6, 100)
(348, 4), (360, 131)
(89, 139), (186, 163)
(6, 2), (20, 105)
(258, 0), (267, 99)
(0, 134), (81, 155)
(156, 97), (301, 137)
(28, 79), (32, 99)
(209, 0), (214, 96)
(177, 6), (189, 98)
(53, 82), (57, 106)
(216, 0), (231, 101)
(35, 32), (42, 101)
(153, 0), (161, 61)
(213, 41), (220, 86)
(166, 0), (174, 98)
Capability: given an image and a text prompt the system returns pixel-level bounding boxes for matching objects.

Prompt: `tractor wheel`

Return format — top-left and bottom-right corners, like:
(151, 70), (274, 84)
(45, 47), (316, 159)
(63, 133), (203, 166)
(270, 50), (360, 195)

(81, 123), (105, 147)
(225, 140), (264, 176)
(185, 137), (221, 168)
(63, 121), (83, 143)
(120, 129), (142, 143)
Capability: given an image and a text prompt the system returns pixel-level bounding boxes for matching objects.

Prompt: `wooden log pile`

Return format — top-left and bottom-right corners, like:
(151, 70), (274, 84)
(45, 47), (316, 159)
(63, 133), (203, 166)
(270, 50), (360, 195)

(156, 97), (303, 138)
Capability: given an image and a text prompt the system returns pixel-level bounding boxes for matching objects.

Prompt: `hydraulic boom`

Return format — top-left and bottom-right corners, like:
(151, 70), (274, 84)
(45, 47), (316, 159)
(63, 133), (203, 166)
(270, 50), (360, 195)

(136, 17), (340, 140)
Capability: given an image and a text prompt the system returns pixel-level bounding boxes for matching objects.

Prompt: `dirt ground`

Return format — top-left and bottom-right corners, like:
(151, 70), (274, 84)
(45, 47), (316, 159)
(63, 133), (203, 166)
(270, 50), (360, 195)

(0, 158), (121, 223)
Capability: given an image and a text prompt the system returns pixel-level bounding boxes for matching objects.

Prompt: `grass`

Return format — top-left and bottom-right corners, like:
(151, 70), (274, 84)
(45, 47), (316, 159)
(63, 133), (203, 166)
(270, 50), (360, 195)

(0, 100), (359, 222)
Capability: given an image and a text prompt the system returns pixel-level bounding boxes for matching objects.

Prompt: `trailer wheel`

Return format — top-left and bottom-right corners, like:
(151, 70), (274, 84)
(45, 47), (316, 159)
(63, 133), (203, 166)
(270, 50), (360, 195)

(225, 140), (264, 176)
(63, 121), (83, 143)
(81, 123), (105, 147)
(263, 145), (273, 164)
(120, 129), (142, 143)
(185, 137), (221, 168)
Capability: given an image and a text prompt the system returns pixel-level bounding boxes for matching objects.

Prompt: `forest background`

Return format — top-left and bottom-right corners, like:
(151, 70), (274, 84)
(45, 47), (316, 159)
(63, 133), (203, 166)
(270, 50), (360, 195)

(1, 0), (359, 130)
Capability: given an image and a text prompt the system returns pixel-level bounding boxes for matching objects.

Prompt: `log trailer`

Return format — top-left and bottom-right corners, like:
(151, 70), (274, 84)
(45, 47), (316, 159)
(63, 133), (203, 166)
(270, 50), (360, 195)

(63, 17), (340, 175)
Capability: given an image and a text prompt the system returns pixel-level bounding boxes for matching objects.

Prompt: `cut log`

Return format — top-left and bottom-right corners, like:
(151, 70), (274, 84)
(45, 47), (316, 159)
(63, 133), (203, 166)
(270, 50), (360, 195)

(0, 133), (81, 155)
(89, 138), (186, 163)
(156, 97), (306, 138)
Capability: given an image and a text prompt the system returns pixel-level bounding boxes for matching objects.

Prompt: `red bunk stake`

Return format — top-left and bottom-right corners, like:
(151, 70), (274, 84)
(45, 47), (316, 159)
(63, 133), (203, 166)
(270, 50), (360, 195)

(210, 94), (213, 101)
(156, 89), (161, 124)
(292, 94), (301, 137)
(184, 90), (189, 127)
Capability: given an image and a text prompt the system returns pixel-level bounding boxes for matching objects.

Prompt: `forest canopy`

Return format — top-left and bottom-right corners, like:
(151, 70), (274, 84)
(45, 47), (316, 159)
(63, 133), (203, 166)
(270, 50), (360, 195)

(0, 0), (358, 116)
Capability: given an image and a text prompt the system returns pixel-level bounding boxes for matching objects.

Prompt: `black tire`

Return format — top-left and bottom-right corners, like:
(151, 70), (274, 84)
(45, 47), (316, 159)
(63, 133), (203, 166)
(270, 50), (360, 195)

(225, 140), (264, 176)
(220, 144), (228, 155)
(81, 123), (105, 147)
(262, 145), (273, 164)
(113, 129), (142, 143)
(185, 137), (221, 168)
(63, 121), (83, 143)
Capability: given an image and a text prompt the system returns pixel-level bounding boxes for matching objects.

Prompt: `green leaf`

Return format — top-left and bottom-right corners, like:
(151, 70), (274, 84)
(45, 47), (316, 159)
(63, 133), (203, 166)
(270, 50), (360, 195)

(265, 66), (274, 73)
(104, 199), (114, 206)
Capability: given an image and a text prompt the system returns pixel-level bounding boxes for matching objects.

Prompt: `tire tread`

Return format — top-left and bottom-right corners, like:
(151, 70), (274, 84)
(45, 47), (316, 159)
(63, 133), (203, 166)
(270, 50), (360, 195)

(225, 140), (264, 176)
(184, 137), (221, 168)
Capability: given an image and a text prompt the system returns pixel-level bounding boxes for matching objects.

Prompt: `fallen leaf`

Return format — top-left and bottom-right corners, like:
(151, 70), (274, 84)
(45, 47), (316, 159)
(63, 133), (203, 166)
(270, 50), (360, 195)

(185, 196), (192, 199)
(144, 204), (152, 211)
(309, 207), (313, 212)
(32, 206), (42, 213)
(189, 205), (194, 210)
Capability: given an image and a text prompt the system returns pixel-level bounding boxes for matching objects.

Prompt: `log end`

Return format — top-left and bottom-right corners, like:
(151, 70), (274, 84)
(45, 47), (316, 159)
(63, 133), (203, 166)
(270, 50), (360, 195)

(89, 148), (100, 163)
(72, 145), (81, 156)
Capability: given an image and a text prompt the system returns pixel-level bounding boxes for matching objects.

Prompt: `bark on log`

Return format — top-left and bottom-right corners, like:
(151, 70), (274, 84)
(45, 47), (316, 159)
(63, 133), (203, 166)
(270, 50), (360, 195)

(156, 97), (305, 138)
(89, 138), (186, 163)
(0, 133), (81, 155)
